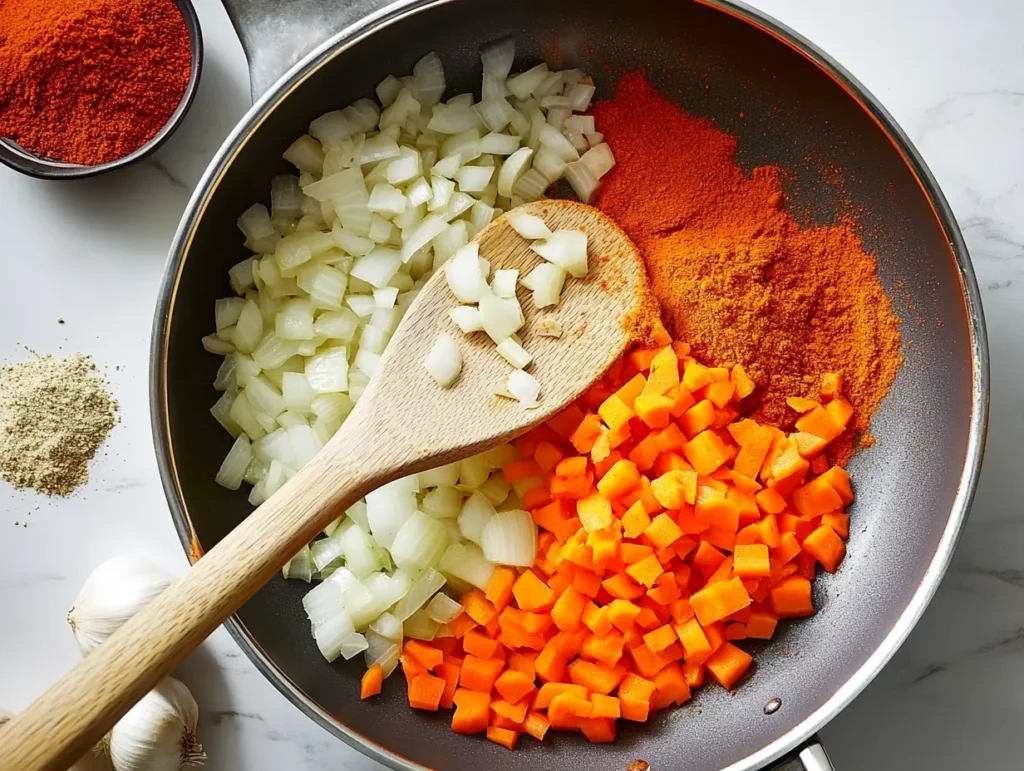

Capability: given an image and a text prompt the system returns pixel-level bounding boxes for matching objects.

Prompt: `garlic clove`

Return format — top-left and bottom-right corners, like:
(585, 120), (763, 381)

(68, 555), (173, 655)
(109, 678), (205, 771)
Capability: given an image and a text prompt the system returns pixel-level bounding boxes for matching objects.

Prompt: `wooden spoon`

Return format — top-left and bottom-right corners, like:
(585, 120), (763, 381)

(0, 200), (651, 771)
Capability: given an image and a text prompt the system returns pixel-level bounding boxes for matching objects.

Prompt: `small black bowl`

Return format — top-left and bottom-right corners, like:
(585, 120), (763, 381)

(0, 0), (203, 180)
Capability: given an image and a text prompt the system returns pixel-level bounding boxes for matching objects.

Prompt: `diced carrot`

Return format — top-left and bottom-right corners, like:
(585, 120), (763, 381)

(650, 469), (698, 509)
(512, 570), (555, 612)
(650, 662), (691, 711)
(644, 347), (680, 394)
(795, 406), (842, 442)
(535, 641), (568, 683)
(771, 442), (809, 482)
(503, 459), (543, 483)
(554, 456), (587, 478)
(448, 613), (478, 639)
(629, 347), (660, 372)
(360, 663), (383, 699)
(614, 372), (648, 407)
(568, 659), (626, 694)
(571, 414), (604, 453)
(771, 575), (814, 617)
(674, 617), (712, 664)
(550, 586), (588, 633)
(731, 364), (756, 399)
(579, 717), (617, 743)
(599, 394), (636, 432)
(523, 483), (552, 510)
(607, 599), (642, 632)
(653, 424), (688, 453)
(548, 403), (585, 438)
(582, 631), (625, 667)
(682, 360), (714, 392)
(583, 602), (614, 638)
(491, 697), (529, 724)
(523, 711), (550, 741)
(590, 693), (622, 719)
(692, 541), (727, 578)
(618, 672), (657, 722)
(817, 465), (854, 504)
(826, 398), (854, 430)
(745, 609), (778, 640)
(578, 492), (613, 532)
(822, 512), (850, 539)
(683, 430), (733, 475)
(645, 513), (683, 549)
(486, 726), (519, 750)
(690, 577), (751, 626)
(625, 554), (664, 588)
(634, 393), (673, 428)
(460, 655), (504, 693)
(401, 653), (428, 685)
(681, 399), (715, 436)
(602, 571), (645, 601)
(802, 524), (846, 573)
(705, 642), (753, 690)
(484, 566), (517, 613)
(409, 673), (446, 710)
(628, 435), (660, 472)
(682, 661), (706, 689)
(597, 459), (642, 499)
(820, 371), (844, 401)
(535, 682), (587, 710)
(404, 640), (444, 671)
(643, 624), (678, 653)
(534, 440), (566, 475)
(786, 396), (820, 413)
(733, 543), (771, 579)
(706, 380), (735, 408)
(548, 692), (593, 729)
(451, 688), (491, 734)
(462, 589), (498, 627)
(754, 487), (788, 515)
(462, 628), (500, 660)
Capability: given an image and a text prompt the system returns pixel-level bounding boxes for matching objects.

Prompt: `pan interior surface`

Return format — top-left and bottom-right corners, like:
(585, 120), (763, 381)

(158, 1), (979, 769)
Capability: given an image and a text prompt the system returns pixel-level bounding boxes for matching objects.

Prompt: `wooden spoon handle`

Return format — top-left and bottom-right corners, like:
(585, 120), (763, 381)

(0, 424), (380, 771)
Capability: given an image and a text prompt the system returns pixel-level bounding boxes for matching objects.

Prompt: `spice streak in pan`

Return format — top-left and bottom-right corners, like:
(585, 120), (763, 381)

(592, 74), (902, 462)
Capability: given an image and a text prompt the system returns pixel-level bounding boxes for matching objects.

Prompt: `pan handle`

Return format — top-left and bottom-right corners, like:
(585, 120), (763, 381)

(769, 737), (836, 771)
(220, 0), (401, 101)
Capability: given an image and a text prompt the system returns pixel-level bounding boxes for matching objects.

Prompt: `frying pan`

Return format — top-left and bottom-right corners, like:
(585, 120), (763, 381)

(151, 1), (989, 769)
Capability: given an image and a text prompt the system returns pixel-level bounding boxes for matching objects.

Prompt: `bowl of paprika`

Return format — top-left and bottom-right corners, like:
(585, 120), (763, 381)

(0, 0), (203, 180)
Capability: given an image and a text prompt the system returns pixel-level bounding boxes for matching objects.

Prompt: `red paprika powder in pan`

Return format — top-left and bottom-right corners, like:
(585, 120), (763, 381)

(595, 74), (902, 462)
(0, 0), (192, 166)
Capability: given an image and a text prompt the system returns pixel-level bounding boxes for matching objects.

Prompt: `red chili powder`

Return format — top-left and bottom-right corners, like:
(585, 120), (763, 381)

(0, 0), (192, 166)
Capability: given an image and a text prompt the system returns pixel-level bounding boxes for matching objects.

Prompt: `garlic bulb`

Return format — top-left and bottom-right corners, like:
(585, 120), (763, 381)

(68, 555), (173, 654)
(109, 678), (205, 771)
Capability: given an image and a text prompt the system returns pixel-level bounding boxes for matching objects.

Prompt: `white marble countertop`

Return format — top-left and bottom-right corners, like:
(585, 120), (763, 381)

(2, 0), (1021, 768)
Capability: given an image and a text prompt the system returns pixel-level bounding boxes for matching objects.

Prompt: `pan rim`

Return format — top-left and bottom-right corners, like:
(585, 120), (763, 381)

(150, 1), (989, 769)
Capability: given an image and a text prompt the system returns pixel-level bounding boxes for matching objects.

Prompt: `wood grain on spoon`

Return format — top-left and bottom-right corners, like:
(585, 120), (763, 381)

(0, 200), (653, 771)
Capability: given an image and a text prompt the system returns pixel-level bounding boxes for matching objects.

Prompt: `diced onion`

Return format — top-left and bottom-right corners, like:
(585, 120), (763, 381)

(393, 568), (446, 620)
(497, 147), (533, 198)
(507, 369), (541, 408)
(424, 333), (462, 388)
(215, 435), (252, 490)
(439, 542), (495, 590)
(531, 229), (588, 277)
(449, 305), (483, 334)
(425, 592), (463, 624)
(496, 338), (532, 369)
(520, 262), (567, 308)
(481, 510), (537, 566)
(480, 37), (515, 78)
(505, 210), (553, 240)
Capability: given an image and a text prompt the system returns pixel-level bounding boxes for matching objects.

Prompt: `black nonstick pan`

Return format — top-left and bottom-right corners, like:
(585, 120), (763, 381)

(151, 1), (988, 769)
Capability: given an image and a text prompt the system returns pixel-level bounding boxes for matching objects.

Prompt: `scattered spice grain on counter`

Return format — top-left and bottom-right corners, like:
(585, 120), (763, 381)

(591, 74), (903, 462)
(0, 355), (118, 496)
(0, 0), (192, 165)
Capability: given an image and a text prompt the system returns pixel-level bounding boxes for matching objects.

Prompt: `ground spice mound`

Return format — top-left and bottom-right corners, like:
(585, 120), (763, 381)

(0, 355), (118, 496)
(0, 0), (192, 165)
(592, 74), (902, 460)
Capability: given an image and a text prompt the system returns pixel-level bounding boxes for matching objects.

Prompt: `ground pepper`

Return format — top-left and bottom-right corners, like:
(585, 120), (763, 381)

(594, 74), (902, 462)
(0, 0), (192, 166)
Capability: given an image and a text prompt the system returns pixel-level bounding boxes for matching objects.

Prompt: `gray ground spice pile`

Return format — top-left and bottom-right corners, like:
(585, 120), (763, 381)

(0, 354), (118, 496)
